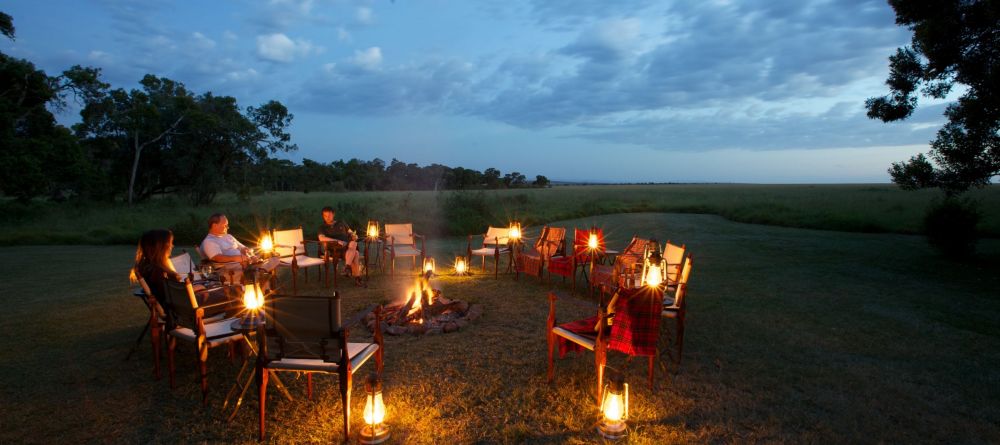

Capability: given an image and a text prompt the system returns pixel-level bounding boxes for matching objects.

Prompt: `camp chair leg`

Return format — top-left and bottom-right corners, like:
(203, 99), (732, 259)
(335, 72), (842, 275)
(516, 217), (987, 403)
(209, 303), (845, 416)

(258, 366), (268, 440)
(168, 337), (177, 389)
(291, 266), (298, 294)
(648, 355), (655, 389)
(340, 368), (352, 440)
(198, 340), (209, 405)
(307, 373), (313, 400)
(151, 323), (162, 379)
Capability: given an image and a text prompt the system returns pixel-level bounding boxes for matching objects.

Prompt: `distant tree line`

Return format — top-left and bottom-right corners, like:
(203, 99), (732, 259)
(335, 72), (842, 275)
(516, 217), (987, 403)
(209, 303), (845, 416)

(259, 158), (549, 193)
(0, 12), (548, 206)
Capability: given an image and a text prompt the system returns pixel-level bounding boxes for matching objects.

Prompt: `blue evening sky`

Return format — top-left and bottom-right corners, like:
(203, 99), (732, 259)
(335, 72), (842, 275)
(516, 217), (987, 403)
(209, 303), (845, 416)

(2, 0), (954, 183)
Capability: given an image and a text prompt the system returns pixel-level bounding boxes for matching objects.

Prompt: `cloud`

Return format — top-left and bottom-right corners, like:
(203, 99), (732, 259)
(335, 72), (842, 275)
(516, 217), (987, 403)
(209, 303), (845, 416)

(256, 33), (317, 62)
(295, 57), (475, 115)
(356, 7), (374, 25)
(88, 50), (112, 62)
(337, 27), (352, 42)
(350, 47), (383, 70)
(191, 32), (216, 49)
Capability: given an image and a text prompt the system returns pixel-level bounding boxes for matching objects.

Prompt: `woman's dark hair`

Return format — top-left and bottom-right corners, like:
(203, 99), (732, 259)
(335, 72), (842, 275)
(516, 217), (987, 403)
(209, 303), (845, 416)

(130, 229), (176, 282)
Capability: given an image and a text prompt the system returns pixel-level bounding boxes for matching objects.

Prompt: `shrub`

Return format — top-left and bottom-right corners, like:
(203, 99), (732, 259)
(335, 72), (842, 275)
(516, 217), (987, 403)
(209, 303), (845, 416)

(924, 197), (980, 258)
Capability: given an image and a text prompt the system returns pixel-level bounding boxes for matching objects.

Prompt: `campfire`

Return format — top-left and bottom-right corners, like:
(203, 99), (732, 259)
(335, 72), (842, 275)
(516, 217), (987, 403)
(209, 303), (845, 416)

(366, 272), (482, 336)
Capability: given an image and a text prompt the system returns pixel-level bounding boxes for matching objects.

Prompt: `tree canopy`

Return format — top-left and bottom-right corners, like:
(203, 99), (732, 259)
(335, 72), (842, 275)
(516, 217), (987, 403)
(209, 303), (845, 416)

(866, 0), (1000, 194)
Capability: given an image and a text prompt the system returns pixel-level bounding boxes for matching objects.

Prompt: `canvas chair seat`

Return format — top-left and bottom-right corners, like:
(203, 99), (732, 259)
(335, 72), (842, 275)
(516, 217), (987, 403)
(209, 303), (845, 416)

(469, 246), (509, 256)
(551, 326), (597, 350)
(390, 245), (422, 257)
(169, 317), (243, 347)
(279, 255), (325, 268)
(265, 343), (379, 373)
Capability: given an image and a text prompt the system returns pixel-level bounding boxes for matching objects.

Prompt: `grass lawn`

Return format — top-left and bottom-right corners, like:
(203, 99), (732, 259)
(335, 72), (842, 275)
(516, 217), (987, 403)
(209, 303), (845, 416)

(1, 212), (999, 443)
(3, 184), (999, 246)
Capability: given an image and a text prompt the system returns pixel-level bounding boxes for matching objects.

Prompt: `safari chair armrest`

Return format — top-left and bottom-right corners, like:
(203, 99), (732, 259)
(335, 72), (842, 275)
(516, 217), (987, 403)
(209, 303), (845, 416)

(198, 300), (234, 314)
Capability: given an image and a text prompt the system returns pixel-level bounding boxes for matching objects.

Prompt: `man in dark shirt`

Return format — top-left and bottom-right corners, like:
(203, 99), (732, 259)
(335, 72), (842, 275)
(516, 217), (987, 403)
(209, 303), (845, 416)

(318, 207), (363, 285)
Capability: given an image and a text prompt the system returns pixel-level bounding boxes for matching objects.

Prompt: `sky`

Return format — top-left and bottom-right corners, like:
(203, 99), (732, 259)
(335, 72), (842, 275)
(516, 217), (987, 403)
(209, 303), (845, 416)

(1, 0), (956, 183)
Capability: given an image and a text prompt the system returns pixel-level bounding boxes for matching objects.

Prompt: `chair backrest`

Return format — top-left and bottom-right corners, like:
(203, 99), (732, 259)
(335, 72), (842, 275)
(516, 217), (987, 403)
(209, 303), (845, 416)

(616, 236), (652, 269)
(535, 226), (566, 259)
(667, 256), (694, 308)
(572, 228), (605, 261)
(663, 241), (686, 283)
(273, 227), (305, 258)
(171, 252), (195, 277)
(483, 226), (509, 246)
(385, 223), (414, 246)
(264, 295), (343, 362)
(163, 278), (199, 329)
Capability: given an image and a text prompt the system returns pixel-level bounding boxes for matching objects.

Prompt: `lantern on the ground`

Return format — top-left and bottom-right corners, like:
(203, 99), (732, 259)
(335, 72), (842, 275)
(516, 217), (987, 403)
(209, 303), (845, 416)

(366, 220), (380, 240)
(640, 241), (666, 289)
(360, 372), (389, 444)
(454, 255), (468, 275)
(423, 257), (436, 275)
(588, 229), (599, 251)
(508, 221), (522, 242)
(597, 370), (629, 440)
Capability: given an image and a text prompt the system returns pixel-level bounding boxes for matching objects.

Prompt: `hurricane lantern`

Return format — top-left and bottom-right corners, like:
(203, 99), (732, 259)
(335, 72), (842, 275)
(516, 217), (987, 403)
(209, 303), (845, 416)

(588, 231), (599, 251)
(240, 282), (265, 328)
(422, 257), (436, 274)
(639, 242), (666, 289)
(259, 233), (274, 256)
(454, 255), (468, 275)
(366, 220), (380, 240)
(508, 221), (522, 242)
(597, 371), (629, 440)
(360, 372), (390, 444)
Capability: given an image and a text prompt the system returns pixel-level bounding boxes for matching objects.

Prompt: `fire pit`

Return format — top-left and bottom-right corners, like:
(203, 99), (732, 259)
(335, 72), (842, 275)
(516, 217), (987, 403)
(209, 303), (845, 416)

(366, 273), (483, 336)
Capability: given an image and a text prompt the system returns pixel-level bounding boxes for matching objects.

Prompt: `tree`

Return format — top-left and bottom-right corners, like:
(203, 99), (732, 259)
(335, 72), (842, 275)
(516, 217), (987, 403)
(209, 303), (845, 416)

(533, 175), (550, 188)
(75, 75), (296, 205)
(0, 12), (13, 40)
(503, 171), (527, 188)
(0, 13), (107, 202)
(483, 167), (502, 188)
(866, 0), (1000, 195)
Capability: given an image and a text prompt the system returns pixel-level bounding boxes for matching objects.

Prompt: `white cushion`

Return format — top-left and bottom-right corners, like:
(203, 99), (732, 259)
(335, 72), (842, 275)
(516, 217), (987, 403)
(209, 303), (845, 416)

(552, 326), (596, 350)
(170, 317), (244, 346)
(279, 255), (325, 268)
(389, 245), (421, 257)
(265, 342), (379, 373)
(470, 247), (509, 256)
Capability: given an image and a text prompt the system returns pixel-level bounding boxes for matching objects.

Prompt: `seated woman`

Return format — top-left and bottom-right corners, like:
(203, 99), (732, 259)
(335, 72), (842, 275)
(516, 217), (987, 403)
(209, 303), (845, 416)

(131, 229), (230, 311)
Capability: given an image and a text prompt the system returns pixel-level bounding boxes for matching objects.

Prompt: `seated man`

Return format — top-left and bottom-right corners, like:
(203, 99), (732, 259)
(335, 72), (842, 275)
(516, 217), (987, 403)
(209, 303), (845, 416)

(201, 213), (278, 285)
(317, 206), (363, 286)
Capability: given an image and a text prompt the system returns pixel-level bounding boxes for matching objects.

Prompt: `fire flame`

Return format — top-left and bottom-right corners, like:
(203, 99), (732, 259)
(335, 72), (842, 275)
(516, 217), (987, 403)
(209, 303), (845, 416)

(404, 277), (431, 318)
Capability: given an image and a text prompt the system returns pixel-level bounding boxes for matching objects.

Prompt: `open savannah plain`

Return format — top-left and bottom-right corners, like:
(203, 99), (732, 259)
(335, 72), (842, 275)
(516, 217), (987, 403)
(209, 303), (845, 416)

(1, 184), (998, 444)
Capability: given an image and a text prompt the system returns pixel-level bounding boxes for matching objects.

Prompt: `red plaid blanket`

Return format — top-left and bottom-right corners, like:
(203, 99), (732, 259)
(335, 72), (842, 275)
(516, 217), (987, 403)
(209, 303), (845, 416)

(607, 287), (661, 356)
(555, 287), (661, 358)
(555, 315), (604, 358)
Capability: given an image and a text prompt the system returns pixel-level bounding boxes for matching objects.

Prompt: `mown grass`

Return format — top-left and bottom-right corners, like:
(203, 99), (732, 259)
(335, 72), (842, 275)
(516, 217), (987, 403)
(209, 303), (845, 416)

(2, 184), (999, 246)
(1, 213), (998, 444)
